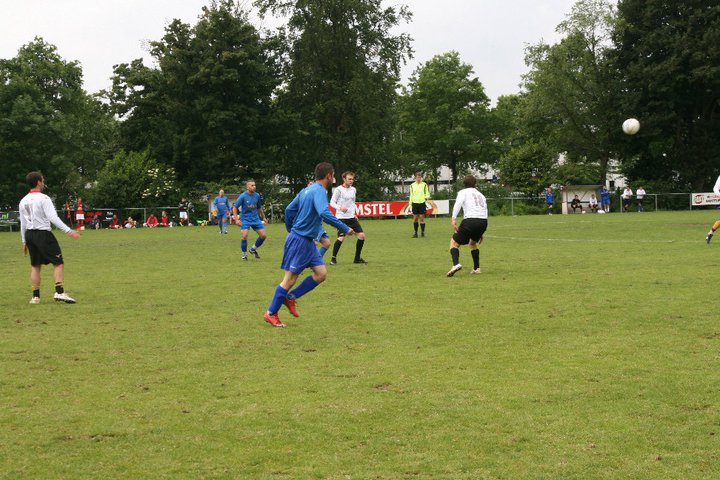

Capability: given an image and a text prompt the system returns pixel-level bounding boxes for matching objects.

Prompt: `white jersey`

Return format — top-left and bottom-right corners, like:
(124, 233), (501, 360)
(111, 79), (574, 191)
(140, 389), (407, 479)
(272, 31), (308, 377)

(452, 188), (488, 220)
(330, 185), (356, 219)
(713, 175), (720, 195)
(635, 188), (646, 199)
(622, 188), (633, 199)
(19, 191), (72, 244)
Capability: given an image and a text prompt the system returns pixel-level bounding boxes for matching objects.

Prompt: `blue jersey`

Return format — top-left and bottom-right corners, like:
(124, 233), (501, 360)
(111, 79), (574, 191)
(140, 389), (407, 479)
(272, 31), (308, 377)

(545, 191), (554, 204)
(285, 182), (349, 239)
(234, 192), (262, 223)
(213, 195), (231, 214)
(600, 188), (610, 203)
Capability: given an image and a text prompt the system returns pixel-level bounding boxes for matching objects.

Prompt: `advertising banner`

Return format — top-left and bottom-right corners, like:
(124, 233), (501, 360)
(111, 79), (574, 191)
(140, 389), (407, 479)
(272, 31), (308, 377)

(329, 200), (449, 217)
(691, 193), (720, 206)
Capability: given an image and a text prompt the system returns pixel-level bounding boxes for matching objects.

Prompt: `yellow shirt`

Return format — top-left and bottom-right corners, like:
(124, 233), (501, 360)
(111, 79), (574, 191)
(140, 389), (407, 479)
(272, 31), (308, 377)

(409, 181), (430, 204)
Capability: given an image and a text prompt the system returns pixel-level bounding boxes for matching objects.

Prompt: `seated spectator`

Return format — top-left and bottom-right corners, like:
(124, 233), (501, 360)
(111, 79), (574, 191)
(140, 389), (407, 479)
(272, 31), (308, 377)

(109, 214), (122, 229)
(144, 213), (159, 228)
(89, 215), (102, 230)
(159, 210), (171, 227)
(124, 216), (137, 228)
(588, 194), (599, 213)
(570, 195), (583, 213)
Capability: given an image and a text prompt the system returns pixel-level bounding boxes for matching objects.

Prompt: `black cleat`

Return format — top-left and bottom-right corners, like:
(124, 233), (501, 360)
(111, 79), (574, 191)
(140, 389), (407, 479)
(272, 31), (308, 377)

(707, 232), (714, 244)
(249, 247), (260, 259)
(329, 257), (337, 265)
(412, 233), (418, 238)
(353, 258), (368, 264)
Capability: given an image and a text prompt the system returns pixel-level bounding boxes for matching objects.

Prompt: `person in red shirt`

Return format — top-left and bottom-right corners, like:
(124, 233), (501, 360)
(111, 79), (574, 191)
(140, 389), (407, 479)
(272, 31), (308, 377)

(144, 214), (159, 228)
(159, 210), (170, 227)
(109, 215), (122, 229)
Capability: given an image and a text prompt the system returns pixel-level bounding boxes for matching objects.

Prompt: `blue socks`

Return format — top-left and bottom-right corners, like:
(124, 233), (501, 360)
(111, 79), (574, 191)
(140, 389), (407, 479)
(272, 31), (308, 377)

(268, 285), (288, 314)
(241, 239), (248, 252)
(254, 237), (265, 249)
(288, 276), (319, 300)
(319, 246), (328, 257)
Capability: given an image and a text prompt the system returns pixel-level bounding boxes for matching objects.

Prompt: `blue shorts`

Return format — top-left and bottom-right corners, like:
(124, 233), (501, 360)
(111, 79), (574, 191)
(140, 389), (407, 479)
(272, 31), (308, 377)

(241, 219), (265, 231)
(281, 232), (324, 274)
(217, 211), (229, 220)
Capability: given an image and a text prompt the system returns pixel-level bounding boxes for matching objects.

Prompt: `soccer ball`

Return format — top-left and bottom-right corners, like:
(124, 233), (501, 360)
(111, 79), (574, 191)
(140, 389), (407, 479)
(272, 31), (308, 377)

(622, 118), (640, 135)
(581, 210), (586, 214)
(598, 209), (606, 214)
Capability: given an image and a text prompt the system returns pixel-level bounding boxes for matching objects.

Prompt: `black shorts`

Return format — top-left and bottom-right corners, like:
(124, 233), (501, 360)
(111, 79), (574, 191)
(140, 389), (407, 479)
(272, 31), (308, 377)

(452, 218), (488, 245)
(25, 230), (64, 266)
(411, 202), (427, 215)
(337, 217), (363, 236)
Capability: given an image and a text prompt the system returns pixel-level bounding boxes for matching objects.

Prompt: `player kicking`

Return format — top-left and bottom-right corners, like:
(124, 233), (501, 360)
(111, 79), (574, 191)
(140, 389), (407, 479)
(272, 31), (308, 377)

(329, 171), (367, 265)
(263, 162), (354, 327)
(447, 175), (488, 277)
(233, 180), (268, 260)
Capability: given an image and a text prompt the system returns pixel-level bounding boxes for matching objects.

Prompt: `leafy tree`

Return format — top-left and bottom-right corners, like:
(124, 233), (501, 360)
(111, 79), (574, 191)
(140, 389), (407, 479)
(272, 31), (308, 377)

(0, 38), (115, 208)
(398, 51), (495, 187)
(256, 0), (413, 197)
(614, 1), (720, 190)
(89, 150), (178, 208)
(104, 0), (280, 188)
(521, 0), (619, 184)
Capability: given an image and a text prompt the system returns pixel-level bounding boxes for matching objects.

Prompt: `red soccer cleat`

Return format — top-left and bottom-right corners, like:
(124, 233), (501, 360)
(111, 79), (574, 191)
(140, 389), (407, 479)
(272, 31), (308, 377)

(284, 298), (300, 317)
(263, 312), (286, 328)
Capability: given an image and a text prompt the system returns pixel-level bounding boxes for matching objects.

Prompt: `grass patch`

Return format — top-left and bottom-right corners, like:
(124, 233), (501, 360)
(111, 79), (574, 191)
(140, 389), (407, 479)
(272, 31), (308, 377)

(1, 211), (719, 478)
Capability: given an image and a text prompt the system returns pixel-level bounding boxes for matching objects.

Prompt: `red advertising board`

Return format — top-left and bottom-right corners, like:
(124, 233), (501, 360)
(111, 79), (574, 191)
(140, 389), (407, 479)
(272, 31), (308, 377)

(329, 201), (433, 217)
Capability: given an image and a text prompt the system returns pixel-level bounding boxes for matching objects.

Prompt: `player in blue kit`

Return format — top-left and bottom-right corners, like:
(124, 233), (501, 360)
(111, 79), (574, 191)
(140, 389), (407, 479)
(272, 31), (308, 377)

(212, 189), (232, 234)
(263, 162), (355, 327)
(233, 180), (268, 260)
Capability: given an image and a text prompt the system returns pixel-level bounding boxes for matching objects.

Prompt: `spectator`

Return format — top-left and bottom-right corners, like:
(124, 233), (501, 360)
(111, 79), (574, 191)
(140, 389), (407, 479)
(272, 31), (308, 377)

(144, 213), (159, 228)
(570, 195), (583, 213)
(588, 194), (599, 213)
(124, 216), (137, 229)
(636, 186), (646, 212)
(622, 186), (633, 212)
(159, 210), (171, 227)
(600, 186), (611, 212)
(109, 215), (122, 229)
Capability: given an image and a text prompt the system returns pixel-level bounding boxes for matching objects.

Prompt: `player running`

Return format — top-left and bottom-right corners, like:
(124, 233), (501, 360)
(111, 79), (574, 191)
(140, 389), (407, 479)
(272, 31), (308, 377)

(263, 162), (354, 327)
(447, 175), (488, 277)
(329, 171), (367, 265)
(233, 180), (268, 260)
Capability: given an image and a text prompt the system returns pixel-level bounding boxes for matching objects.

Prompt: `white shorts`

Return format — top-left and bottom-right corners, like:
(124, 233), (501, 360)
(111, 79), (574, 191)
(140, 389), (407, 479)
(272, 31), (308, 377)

(76, 214), (85, 221)
(179, 211), (188, 219)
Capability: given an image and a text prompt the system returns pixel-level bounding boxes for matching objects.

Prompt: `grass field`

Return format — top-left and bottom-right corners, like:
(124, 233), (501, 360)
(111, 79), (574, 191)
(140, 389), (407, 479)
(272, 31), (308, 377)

(1, 211), (719, 479)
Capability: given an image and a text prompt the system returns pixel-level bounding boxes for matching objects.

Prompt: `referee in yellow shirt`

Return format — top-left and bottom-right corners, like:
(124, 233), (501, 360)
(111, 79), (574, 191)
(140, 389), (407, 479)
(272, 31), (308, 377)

(409, 172), (430, 237)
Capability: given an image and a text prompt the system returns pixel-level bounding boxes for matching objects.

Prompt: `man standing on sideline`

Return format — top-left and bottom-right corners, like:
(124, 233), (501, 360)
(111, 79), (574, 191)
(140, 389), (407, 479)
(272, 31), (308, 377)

(622, 186), (633, 212)
(233, 180), (268, 261)
(19, 171), (80, 304)
(178, 197), (190, 226)
(545, 186), (554, 215)
(409, 172), (430, 237)
(447, 175), (488, 277)
(600, 185), (611, 212)
(263, 162), (354, 327)
(212, 189), (232, 234)
(635, 186), (646, 212)
(329, 171), (367, 265)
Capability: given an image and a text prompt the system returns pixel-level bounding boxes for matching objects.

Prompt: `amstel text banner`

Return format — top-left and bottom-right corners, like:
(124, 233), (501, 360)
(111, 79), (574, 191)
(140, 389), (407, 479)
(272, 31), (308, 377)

(329, 200), (449, 217)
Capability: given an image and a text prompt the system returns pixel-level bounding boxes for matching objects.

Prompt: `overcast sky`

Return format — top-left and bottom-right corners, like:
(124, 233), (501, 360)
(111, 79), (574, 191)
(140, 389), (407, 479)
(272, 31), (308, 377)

(0, 0), (588, 103)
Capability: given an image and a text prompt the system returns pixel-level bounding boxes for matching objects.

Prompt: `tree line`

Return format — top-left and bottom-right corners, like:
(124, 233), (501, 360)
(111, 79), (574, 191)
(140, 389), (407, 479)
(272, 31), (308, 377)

(1, 0), (718, 210)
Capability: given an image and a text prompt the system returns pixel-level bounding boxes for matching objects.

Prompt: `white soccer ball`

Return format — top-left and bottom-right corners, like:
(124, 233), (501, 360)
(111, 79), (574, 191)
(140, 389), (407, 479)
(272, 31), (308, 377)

(581, 210), (586, 214)
(622, 118), (640, 135)
(597, 209), (606, 214)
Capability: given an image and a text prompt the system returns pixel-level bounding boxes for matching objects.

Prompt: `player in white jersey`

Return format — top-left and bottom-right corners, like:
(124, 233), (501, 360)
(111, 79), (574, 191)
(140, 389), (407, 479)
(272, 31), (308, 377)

(19, 171), (80, 303)
(706, 175), (720, 243)
(329, 171), (367, 264)
(447, 175), (488, 277)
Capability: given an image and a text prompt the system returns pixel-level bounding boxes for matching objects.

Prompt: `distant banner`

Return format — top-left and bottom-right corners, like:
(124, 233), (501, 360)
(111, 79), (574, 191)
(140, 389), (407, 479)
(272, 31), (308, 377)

(691, 193), (720, 206)
(329, 200), (449, 217)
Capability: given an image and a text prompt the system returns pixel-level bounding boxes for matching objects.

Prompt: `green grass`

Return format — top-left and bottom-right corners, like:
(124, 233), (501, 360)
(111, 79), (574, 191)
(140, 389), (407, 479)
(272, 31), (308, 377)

(1, 211), (719, 479)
